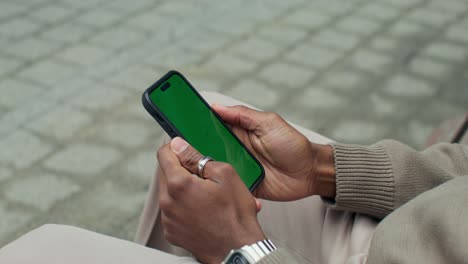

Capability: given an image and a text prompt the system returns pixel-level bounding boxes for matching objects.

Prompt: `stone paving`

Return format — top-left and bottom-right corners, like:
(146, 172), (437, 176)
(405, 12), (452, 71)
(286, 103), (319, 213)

(0, 0), (467, 247)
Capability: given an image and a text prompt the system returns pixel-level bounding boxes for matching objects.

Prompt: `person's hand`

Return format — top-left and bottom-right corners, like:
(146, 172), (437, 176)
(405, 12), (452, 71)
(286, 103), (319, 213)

(157, 137), (266, 264)
(212, 105), (335, 201)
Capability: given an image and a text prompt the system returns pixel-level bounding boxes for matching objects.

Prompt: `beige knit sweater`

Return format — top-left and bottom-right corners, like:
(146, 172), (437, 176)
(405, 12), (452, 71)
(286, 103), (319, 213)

(258, 140), (468, 264)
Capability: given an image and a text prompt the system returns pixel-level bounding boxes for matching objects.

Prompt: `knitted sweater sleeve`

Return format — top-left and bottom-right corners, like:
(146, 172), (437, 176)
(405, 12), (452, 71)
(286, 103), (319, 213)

(330, 140), (468, 219)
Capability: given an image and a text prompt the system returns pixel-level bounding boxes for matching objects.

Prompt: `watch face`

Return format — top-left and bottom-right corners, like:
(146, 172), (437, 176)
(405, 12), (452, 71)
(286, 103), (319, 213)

(227, 252), (250, 264)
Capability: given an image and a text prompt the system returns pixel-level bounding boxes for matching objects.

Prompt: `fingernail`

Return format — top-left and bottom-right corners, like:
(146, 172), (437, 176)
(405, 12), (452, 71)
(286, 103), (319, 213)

(170, 137), (188, 154)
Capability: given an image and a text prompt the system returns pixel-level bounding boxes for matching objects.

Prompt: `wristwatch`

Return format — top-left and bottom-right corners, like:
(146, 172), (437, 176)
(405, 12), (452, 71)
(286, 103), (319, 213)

(221, 240), (277, 264)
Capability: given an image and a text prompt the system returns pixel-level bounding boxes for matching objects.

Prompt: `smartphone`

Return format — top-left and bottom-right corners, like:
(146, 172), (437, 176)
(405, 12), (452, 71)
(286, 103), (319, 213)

(142, 70), (264, 191)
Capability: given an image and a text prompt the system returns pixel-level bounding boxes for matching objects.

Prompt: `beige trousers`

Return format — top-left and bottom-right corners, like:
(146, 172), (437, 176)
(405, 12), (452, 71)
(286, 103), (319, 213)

(0, 92), (377, 264)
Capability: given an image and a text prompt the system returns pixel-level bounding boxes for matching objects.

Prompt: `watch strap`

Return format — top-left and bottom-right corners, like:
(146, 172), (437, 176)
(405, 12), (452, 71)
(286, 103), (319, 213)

(222, 239), (277, 264)
(240, 239), (277, 262)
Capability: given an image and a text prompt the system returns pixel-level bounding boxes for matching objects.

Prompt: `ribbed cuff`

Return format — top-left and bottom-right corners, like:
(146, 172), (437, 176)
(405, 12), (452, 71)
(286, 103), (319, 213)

(330, 143), (395, 219)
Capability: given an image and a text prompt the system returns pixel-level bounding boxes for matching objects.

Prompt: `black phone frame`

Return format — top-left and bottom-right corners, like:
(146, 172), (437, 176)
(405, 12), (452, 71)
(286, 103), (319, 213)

(141, 70), (265, 192)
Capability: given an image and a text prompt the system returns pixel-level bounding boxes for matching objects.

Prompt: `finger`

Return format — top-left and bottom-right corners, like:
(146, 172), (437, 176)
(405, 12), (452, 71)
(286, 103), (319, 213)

(255, 198), (262, 213)
(158, 144), (199, 197)
(201, 161), (259, 213)
(156, 166), (168, 203)
(157, 143), (188, 177)
(211, 104), (266, 131)
(199, 161), (234, 183)
(170, 137), (204, 175)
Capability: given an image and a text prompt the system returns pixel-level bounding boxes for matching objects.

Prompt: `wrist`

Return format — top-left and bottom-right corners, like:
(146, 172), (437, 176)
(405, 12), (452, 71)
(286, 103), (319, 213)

(310, 143), (336, 199)
(216, 221), (266, 263)
(230, 223), (267, 253)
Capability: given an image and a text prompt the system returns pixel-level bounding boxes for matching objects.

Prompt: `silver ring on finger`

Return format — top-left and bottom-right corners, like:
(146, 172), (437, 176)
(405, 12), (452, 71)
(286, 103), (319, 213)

(197, 156), (214, 178)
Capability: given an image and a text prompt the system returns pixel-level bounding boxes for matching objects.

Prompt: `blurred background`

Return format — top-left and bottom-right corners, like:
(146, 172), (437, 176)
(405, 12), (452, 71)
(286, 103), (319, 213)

(0, 0), (467, 247)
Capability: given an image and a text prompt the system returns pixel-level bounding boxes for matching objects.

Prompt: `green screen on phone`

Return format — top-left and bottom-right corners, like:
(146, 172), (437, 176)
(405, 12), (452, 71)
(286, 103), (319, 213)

(148, 73), (263, 190)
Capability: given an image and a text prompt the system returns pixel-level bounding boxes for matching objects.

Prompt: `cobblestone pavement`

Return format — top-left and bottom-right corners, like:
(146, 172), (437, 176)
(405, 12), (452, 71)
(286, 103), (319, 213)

(1, 0), (468, 247)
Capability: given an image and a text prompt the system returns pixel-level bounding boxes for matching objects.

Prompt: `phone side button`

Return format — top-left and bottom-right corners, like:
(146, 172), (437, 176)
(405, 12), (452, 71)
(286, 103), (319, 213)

(154, 113), (163, 122)
(168, 131), (177, 138)
(160, 122), (176, 138)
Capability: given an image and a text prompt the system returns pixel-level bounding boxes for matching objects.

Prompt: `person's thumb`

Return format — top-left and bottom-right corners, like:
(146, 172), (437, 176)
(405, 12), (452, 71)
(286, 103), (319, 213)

(212, 104), (266, 131)
(170, 137), (204, 175)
